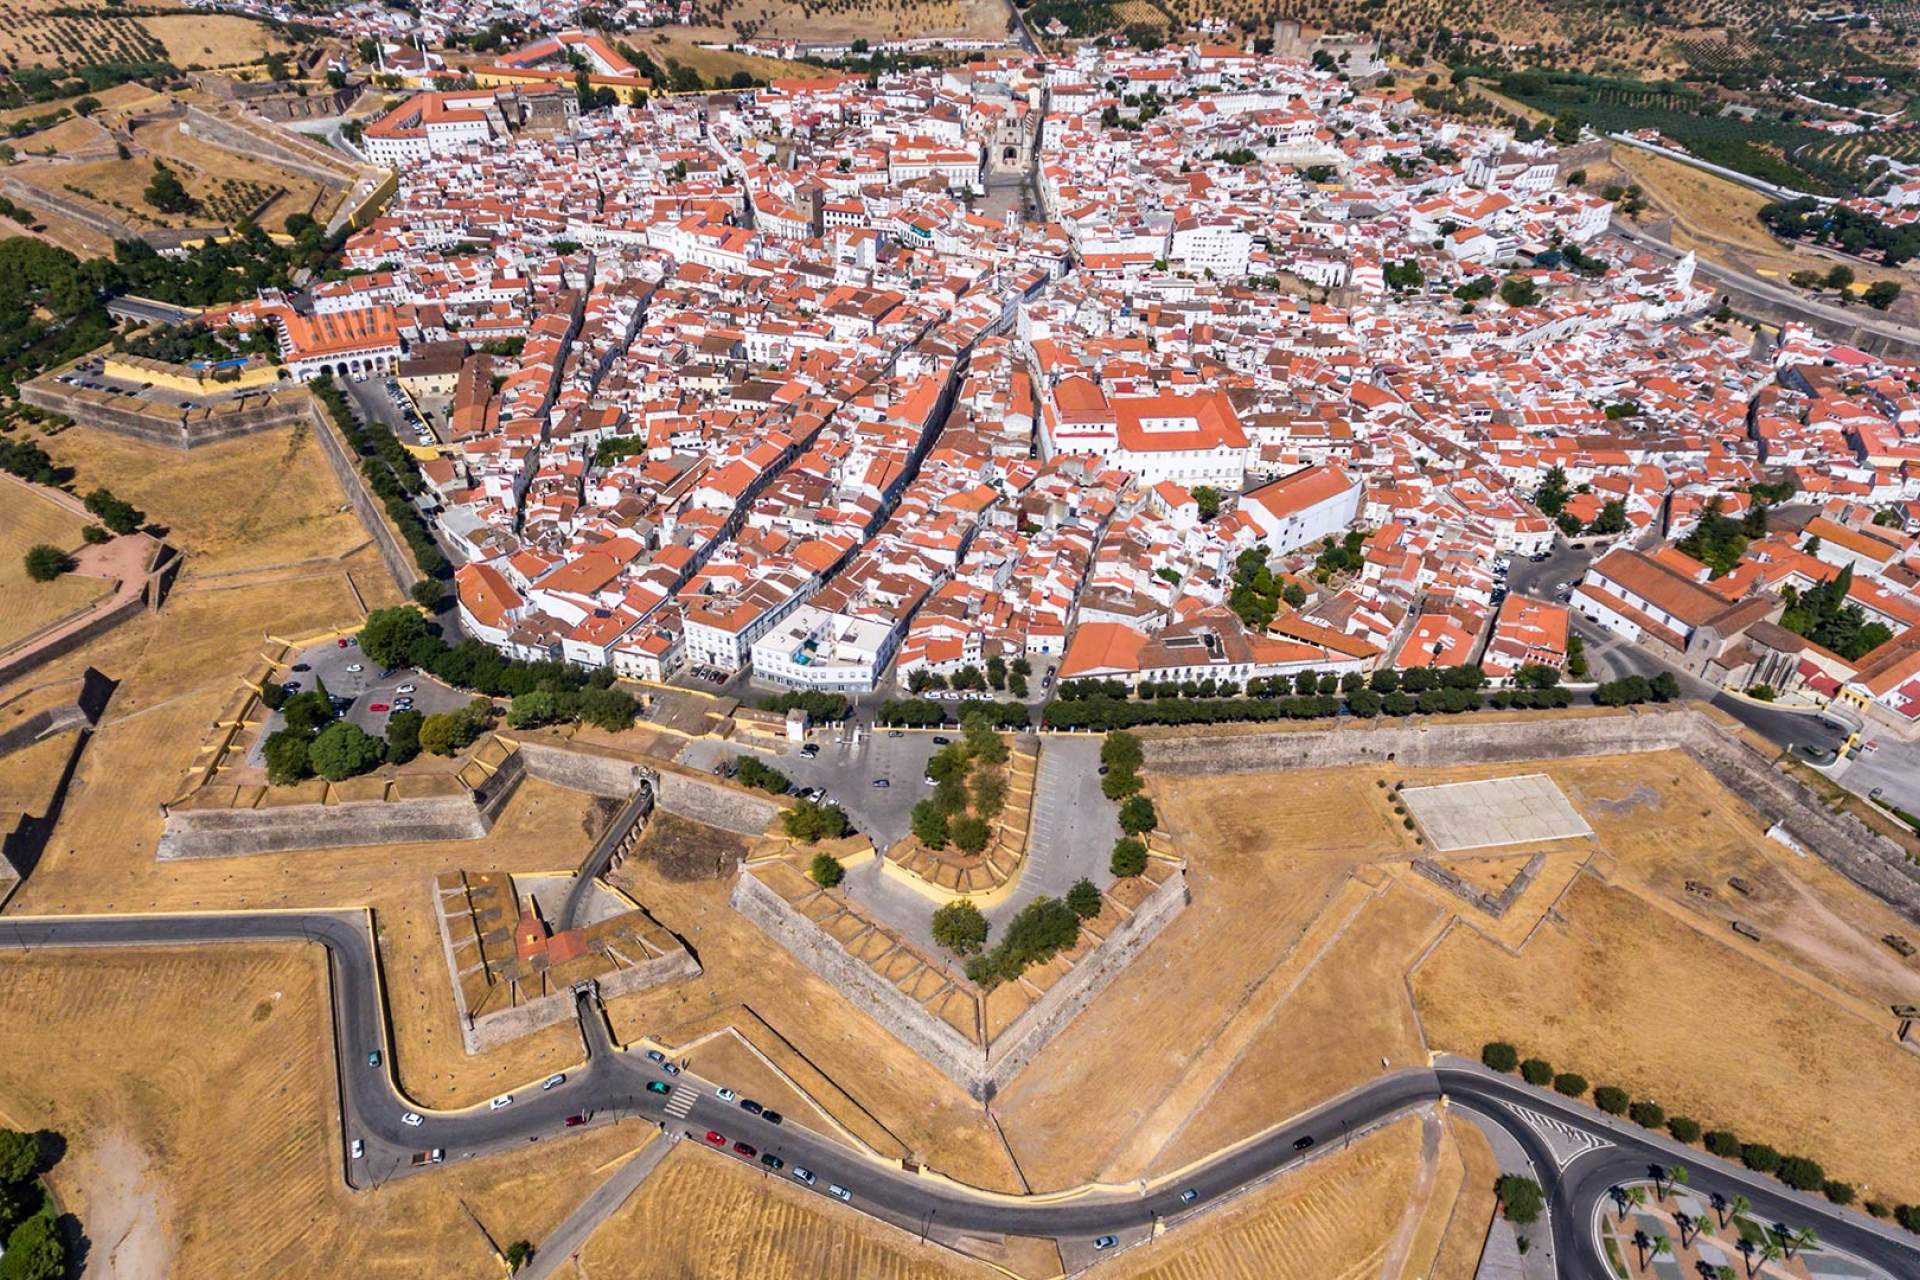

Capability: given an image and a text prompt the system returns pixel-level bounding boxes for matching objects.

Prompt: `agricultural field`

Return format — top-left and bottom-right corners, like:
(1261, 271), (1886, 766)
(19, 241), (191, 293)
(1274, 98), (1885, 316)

(0, 1), (292, 75)
(0, 943), (655, 1278)
(0, 482), (111, 650)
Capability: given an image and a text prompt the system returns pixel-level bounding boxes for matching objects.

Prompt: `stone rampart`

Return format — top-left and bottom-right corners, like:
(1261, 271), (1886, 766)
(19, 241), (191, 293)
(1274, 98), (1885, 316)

(1142, 709), (1920, 921)
(157, 790), (489, 859)
(731, 869), (989, 1088)
(655, 768), (783, 835)
(981, 865), (1190, 1096)
(302, 395), (420, 594)
(514, 739), (653, 798)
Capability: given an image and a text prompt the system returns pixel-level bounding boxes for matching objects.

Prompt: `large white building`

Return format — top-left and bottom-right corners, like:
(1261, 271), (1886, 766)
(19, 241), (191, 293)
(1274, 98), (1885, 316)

(749, 605), (898, 693)
(1241, 463), (1363, 554)
(1039, 381), (1249, 490)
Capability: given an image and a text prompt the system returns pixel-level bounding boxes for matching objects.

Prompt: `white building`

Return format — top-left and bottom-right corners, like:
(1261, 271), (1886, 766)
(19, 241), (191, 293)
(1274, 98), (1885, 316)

(749, 604), (898, 693)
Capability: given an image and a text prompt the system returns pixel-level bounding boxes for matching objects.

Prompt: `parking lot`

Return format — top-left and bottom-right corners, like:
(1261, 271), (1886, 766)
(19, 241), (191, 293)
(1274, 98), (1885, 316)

(347, 377), (440, 447)
(686, 729), (949, 850)
(248, 636), (474, 766)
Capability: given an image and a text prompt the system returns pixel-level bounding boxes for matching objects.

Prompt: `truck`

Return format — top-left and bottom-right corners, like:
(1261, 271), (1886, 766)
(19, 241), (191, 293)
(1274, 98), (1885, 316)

(410, 1149), (445, 1167)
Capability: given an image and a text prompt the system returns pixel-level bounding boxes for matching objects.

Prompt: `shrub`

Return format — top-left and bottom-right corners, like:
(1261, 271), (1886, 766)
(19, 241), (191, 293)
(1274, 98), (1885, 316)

(1823, 1180), (1855, 1205)
(1592, 1086), (1629, 1115)
(81, 524), (111, 545)
(1066, 878), (1102, 919)
(1497, 1174), (1545, 1225)
(262, 729), (311, 785)
(1110, 836), (1148, 878)
(1552, 1072), (1587, 1097)
(1628, 1100), (1665, 1129)
(1896, 1204), (1920, 1233)
(1704, 1130), (1742, 1158)
(22, 544), (73, 582)
(1666, 1116), (1701, 1144)
(807, 852), (843, 888)
(1520, 1058), (1553, 1087)
(931, 900), (988, 955)
(949, 814), (991, 854)
(1741, 1143), (1781, 1174)
(1865, 1200), (1891, 1219)
(1778, 1155), (1825, 1192)
(1481, 1042), (1518, 1073)
(911, 800), (950, 850)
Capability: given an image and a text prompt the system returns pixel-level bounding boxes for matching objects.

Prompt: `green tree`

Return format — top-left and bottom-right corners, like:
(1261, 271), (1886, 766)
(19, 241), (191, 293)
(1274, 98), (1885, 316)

(1110, 836), (1148, 878)
(21, 545), (71, 582)
(807, 852), (844, 887)
(1066, 878), (1102, 919)
(1593, 1085), (1629, 1114)
(417, 712), (459, 757)
(1520, 1057), (1553, 1086)
(0, 1131), (40, 1185)
(1498, 1175), (1545, 1225)
(783, 800), (849, 843)
(911, 799), (950, 850)
(1864, 280), (1902, 311)
(1191, 485), (1222, 519)
(308, 721), (385, 780)
(82, 487), (144, 535)
(143, 160), (194, 214)
(950, 814), (991, 854)
(1553, 1071), (1587, 1096)
(931, 900), (988, 955)
(1117, 793), (1157, 835)
(0, 1211), (66, 1280)
(1480, 1042), (1518, 1072)
(358, 606), (433, 667)
(504, 1239), (535, 1273)
(263, 729), (312, 784)
(507, 689), (562, 729)
(1499, 276), (1541, 308)
(385, 709), (423, 765)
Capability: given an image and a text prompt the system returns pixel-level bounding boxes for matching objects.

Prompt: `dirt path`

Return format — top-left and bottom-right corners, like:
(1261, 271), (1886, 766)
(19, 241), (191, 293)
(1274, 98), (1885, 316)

(61, 1130), (173, 1279)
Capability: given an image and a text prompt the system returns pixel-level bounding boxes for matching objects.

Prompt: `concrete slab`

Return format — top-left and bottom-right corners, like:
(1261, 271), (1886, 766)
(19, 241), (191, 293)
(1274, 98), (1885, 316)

(1401, 774), (1592, 853)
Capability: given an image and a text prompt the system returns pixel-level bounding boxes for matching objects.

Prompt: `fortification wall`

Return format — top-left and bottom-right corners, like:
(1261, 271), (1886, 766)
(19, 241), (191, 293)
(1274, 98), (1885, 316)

(730, 869), (989, 1088)
(515, 740), (651, 798)
(157, 791), (488, 859)
(302, 396), (420, 594)
(982, 866), (1190, 1096)
(656, 769), (782, 835)
(1142, 709), (1920, 921)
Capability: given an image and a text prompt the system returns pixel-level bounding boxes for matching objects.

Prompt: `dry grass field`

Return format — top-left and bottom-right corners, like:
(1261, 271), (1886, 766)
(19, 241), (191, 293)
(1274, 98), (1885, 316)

(1114, 1112), (1430, 1280)
(0, 943), (655, 1279)
(696, 0), (1011, 44)
(43, 421), (372, 579)
(129, 116), (333, 232)
(0, 483), (110, 650)
(142, 14), (291, 69)
(993, 766), (1415, 1190)
(0, 0), (289, 72)
(1413, 872), (1920, 1204)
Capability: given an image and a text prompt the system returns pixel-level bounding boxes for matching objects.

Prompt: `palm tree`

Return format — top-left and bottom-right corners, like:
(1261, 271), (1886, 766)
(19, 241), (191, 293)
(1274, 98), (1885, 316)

(1737, 1238), (1757, 1278)
(1715, 1268), (1736, 1280)
(1652, 1234), (1673, 1266)
(1676, 1210), (1700, 1248)
(1711, 1191), (1728, 1228)
(1628, 1185), (1649, 1216)
(1671, 1165), (1691, 1195)
(1633, 1229), (1652, 1271)
(1611, 1185), (1631, 1221)
(1786, 1225), (1816, 1260)
(1728, 1193), (1751, 1230)
(1759, 1239), (1784, 1274)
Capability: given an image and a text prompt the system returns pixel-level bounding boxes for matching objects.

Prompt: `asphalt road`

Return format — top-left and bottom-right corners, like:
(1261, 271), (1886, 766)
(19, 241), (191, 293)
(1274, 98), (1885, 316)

(4, 913), (1913, 1276)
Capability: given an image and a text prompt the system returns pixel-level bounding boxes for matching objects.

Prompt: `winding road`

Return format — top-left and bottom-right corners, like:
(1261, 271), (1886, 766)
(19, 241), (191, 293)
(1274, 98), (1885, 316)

(4, 911), (1916, 1275)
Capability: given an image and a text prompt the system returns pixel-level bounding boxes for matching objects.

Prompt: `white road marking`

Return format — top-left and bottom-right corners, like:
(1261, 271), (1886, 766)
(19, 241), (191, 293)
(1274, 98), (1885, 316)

(664, 1085), (698, 1119)
(1504, 1101), (1612, 1169)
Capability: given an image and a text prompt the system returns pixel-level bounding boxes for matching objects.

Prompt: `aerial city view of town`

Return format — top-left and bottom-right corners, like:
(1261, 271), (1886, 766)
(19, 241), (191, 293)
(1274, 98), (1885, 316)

(7, 0), (1920, 1274)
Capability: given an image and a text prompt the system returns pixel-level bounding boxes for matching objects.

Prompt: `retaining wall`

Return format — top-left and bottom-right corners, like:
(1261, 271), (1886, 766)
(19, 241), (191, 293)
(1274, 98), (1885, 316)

(0, 592), (147, 688)
(157, 790), (490, 859)
(303, 396), (420, 594)
(655, 769), (783, 835)
(515, 739), (652, 798)
(1142, 709), (1920, 921)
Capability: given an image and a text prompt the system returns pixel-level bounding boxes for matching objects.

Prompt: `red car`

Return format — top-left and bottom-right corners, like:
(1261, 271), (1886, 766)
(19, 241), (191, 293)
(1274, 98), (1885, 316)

(337, 638), (349, 648)
(369, 703), (390, 714)
(732, 1141), (757, 1158)
(704, 1130), (725, 1146)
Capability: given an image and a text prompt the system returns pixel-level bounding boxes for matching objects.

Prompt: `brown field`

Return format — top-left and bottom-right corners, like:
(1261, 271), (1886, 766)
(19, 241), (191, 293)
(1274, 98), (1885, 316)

(640, 30), (830, 85)
(579, 1143), (1013, 1279)
(1616, 148), (1919, 322)
(10, 142), (320, 236)
(143, 14), (291, 69)
(694, 0), (1011, 45)
(993, 767), (1416, 1190)
(0, 943), (657, 1278)
(129, 116), (335, 232)
(44, 421), (372, 579)
(0, 483), (110, 649)
(1413, 872), (1920, 1204)
(1114, 1112), (1430, 1280)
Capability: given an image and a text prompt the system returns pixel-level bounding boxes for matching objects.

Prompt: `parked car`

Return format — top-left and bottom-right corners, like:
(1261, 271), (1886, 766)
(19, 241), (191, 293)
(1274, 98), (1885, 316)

(489, 1095), (513, 1110)
(351, 1139), (364, 1159)
(282, 681), (303, 694)
(716, 1087), (736, 1102)
(368, 703), (390, 714)
(646, 1050), (666, 1064)
(871, 778), (890, 788)
(661, 1062), (680, 1076)
(1180, 1188), (1198, 1204)
(1292, 1135), (1314, 1151)
(732, 1141), (757, 1158)
(542, 1073), (565, 1091)
(396, 683), (417, 694)
(704, 1131), (726, 1146)
(565, 1114), (588, 1126)
(401, 1112), (423, 1127)
(739, 1099), (764, 1116)
(762, 1110), (783, 1126)
(800, 743), (819, 758)
(1094, 1236), (1118, 1251)
(760, 1153), (783, 1171)
(931, 736), (951, 746)
(828, 1184), (852, 1202)
(292, 663), (311, 672)
(791, 1167), (816, 1186)
(346, 663), (364, 673)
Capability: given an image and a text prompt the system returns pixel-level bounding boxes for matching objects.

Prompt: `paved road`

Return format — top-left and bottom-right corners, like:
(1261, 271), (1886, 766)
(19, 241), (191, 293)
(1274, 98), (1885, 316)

(3, 914), (1912, 1275)
(557, 786), (652, 932)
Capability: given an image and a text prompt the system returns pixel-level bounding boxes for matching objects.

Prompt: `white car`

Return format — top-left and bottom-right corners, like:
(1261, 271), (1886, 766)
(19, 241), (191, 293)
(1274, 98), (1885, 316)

(716, 1087), (737, 1102)
(401, 1112), (424, 1127)
(346, 663), (365, 673)
(351, 1138), (365, 1159)
(828, 1184), (852, 1201)
(489, 1095), (514, 1110)
(542, 1074), (565, 1091)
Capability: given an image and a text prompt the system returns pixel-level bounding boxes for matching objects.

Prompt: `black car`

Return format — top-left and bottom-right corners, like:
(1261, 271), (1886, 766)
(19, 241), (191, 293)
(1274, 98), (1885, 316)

(1292, 1136), (1314, 1151)
(931, 736), (951, 745)
(739, 1099), (764, 1116)
(762, 1110), (783, 1126)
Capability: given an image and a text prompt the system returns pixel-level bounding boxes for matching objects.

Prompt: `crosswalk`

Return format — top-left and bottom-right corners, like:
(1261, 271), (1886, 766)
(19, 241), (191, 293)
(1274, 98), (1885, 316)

(1505, 1101), (1613, 1169)
(663, 1084), (698, 1119)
